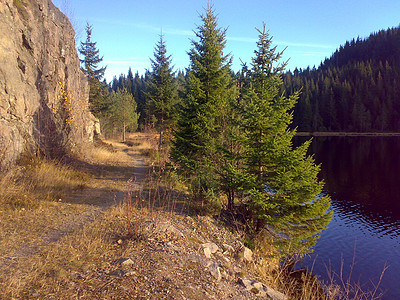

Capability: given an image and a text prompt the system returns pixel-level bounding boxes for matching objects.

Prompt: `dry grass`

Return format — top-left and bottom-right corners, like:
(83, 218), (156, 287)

(83, 141), (134, 166)
(1, 205), (124, 298)
(0, 133), (158, 298)
(81, 133), (158, 167)
(125, 132), (159, 156)
(0, 156), (95, 266)
(0, 157), (90, 211)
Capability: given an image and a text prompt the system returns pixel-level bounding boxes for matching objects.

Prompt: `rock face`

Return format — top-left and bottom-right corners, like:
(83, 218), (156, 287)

(0, 0), (97, 169)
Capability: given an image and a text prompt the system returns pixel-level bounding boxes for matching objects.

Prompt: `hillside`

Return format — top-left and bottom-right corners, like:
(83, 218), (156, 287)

(284, 26), (400, 132)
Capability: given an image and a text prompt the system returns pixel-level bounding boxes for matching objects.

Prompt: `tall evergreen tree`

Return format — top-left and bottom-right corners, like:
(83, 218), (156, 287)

(146, 34), (177, 145)
(171, 5), (235, 203)
(78, 22), (107, 115)
(240, 25), (332, 256)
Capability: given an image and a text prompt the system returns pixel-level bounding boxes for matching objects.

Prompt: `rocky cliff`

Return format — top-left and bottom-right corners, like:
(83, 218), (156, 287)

(0, 0), (97, 169)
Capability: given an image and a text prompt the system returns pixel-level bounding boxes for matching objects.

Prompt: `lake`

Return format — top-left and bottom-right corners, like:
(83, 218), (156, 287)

(295, 136), (400, 299)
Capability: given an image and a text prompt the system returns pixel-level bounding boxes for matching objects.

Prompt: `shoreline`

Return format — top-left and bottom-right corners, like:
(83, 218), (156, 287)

(296, 131), (400, 137)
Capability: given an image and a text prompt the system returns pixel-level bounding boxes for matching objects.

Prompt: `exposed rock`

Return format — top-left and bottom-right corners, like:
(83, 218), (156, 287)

(187, 254), (212, 268)
(108, 269), (127, 277)
(0, 0), (97, 169)
(201, 242), (220, 258)
(203, 246), (212, 259)
(144, 221), (184, 238)
(208, 262), (221, 281)
(239, 278), (287, 300)
(123, 270), (136, 276)
(114, 258), (134, 266)
(222, 243), (235, 255)
(187, 254), (222, 281)
(237, 246), (253, 263)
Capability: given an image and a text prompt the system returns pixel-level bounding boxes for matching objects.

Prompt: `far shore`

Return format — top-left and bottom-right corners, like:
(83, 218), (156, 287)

(296, 131), (400, 137)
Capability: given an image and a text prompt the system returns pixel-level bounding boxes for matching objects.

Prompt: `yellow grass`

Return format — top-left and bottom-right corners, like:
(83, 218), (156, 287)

(0, 158), (89, 210)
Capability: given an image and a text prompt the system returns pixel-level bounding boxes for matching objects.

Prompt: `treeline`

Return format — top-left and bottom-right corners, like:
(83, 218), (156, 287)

(284, 26), (400, 132)
(79, 24), (185, 139)
(109, 68), (186, 131)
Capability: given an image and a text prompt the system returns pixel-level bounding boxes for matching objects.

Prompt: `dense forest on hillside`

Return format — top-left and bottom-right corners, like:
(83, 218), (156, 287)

(283, 26), (400, 132)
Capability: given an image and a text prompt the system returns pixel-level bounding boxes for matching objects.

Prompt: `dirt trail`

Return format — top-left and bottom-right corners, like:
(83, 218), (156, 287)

(0, 139), (150, 274)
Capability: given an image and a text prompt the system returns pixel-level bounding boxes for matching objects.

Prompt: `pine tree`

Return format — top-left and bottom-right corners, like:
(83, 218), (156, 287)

(108, 89), (139, 142)
(240, 25), (332, 256)
(146, 34), (177, 146)
(171, 5), (235, 203)
(78, 22), (107, 115)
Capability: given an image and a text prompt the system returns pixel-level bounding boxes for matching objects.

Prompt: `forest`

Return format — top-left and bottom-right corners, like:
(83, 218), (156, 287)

(92, 25), (400, 134)
(284, 26), (400, 132)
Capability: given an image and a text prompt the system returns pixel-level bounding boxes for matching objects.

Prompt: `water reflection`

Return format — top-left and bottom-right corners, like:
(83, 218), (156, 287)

(294, 136), (400, 299)
(297, 136), (400, 237)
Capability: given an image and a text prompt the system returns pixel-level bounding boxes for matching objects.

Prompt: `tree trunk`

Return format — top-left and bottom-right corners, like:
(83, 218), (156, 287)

(227, 190), (234, 211)
(158, 130), (163, 150)
(123, 120), (126, 142)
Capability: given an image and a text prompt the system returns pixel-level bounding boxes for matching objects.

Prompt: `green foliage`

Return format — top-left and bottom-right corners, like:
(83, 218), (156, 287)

(78, 23), (108, 116)
(286, 25), (400, 132)
(238, 25), (332, 256)
(110, 70), (151, 130)
(104, 89), (139, 141)
(79, 23), (106, 80)
(171, 5), (235, 203)
(146, 34), (177, 133)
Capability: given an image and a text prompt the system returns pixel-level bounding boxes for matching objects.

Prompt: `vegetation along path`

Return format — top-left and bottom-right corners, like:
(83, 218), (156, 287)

(0, 133), (293, 299)
(0, 133), (153, 291)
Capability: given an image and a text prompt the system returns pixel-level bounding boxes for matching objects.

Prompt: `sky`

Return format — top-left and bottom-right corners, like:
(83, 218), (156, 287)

(52, 0), (400, 83)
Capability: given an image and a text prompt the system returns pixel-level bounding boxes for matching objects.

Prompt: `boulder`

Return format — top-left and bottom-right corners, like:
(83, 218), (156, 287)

(222, 243), (235, 255)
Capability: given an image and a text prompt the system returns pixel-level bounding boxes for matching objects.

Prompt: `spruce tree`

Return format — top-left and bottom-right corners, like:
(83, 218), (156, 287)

(146, 34), (177, 146)
(171, 5), (235, 203)
(240, 25), (332, 256)
(78, 22), (107, 116)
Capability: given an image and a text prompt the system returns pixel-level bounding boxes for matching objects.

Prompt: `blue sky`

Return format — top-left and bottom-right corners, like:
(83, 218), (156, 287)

(53, 0), (400, 82)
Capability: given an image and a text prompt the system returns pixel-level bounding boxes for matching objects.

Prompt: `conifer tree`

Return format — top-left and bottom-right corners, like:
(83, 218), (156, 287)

(108, 89), (139, 142)
(171, 5), (235, 203)
(78, 22), (107, 116)
(240, 25), (332, 256)
(146, 34), (177, 146)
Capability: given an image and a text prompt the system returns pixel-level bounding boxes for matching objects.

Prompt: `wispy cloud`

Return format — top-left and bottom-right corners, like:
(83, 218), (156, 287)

(104, 57), (148, 64)
(104, 60), (135, 64)
(91, 17), (193, 37)
(276, 41), (333, 49)
(227, 35), (333, 49)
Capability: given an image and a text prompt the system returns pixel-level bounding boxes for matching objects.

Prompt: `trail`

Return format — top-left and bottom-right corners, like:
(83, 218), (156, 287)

(0, 138), (150, 275)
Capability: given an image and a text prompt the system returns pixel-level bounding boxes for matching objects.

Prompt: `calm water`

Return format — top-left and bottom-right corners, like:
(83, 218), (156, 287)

(296, 136), (400, 299)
